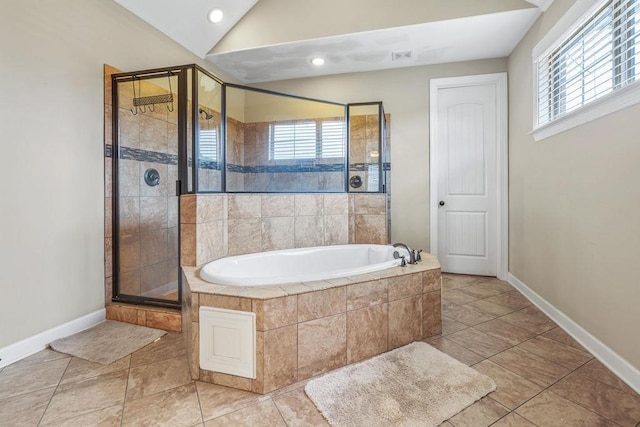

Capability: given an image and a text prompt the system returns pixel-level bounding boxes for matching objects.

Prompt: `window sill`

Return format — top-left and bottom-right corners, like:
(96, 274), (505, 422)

(532, 80), (640, 141)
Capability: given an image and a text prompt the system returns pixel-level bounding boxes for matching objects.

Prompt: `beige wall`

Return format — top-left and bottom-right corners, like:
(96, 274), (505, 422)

(253, 59), (508, 251)
(0, 0), (226, 348)
(509, 1), (640, 368)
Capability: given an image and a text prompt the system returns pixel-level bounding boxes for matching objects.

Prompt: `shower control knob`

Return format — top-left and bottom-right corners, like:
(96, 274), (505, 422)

(439, 201), (445, 206)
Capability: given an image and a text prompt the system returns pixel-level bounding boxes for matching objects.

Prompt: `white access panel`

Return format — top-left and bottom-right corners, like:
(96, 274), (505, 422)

(199, 307), (256, 379)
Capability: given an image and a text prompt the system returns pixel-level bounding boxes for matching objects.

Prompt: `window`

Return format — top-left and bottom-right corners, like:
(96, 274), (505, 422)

(535, 0), (640, 135)
(199, 128), (219, 161)
(269, 119), (345, 160)
(321, 120), (346, 158)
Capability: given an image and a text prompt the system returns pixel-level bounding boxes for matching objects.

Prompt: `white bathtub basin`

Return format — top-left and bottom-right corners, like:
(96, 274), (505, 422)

(200, 244), (409, 286)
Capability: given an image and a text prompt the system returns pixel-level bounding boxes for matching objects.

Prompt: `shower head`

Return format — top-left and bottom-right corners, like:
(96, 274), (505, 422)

(199, 108), (213, 120)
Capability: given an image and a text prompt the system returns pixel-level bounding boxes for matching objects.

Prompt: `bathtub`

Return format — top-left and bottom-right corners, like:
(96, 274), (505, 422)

(200, 244), (410, 286)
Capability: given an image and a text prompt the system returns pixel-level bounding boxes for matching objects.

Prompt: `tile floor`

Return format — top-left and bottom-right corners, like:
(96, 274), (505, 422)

(1, 274), (639, 426)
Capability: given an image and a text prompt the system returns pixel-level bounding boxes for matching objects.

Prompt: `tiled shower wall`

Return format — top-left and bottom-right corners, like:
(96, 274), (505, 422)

(225, 117), (348, 193)
(181, 193), (388, 267)
(349, 114), (390, 192)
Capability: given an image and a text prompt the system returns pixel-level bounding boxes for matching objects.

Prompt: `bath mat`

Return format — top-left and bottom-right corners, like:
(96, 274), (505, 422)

(305, 341), (496, 427)
(49, 320), (166, 364)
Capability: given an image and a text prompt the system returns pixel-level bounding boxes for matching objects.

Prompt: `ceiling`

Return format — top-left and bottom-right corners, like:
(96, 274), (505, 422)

(114, 0), (552, 84)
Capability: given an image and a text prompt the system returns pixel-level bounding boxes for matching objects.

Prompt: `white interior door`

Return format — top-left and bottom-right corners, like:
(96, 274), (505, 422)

(435, 83), (498, 276)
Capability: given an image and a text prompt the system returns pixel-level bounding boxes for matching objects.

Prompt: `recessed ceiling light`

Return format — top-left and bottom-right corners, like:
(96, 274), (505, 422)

(207, 8), (223, 23)
(311, 57), (325, 66)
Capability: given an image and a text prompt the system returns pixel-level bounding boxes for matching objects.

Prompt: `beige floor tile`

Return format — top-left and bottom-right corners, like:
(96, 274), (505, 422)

(542, 327), (588, 352)
(500, 306), (556, 334)
(0, 357), (69, 400)
(60, 355), (130, 385)
(447, 396), (509, 427)
(0, 386), (55, 426)
(550, 372), (640, 426)
(425, 337), (485, 366)
(122, 383), (202, 426)
(465, 299), (514, 317)
(443, 304), (496, 326)
(472, 360), (543, 410)
(46, 405), (123, 427)
(489, 347), (572, 388)
(40, 370), (128, 426)
(441, 316), (469, 335)
(459, 283), (509, 299)
(446, 328), (512, 358)
(491, 412), (537, 426)
(266, 377), (313, 397)
(516, 390), (619, 426)
(484, 291), (531, 312)
(196, 381), (264, 421)
(517, 336), (593, 370)
(575, 359), (638, 396)
(126, 355), (191, 401)
(130, 332), (187, 367)
(3, 349), (69, 371)
(273, 388), (329, 426)
(442, 280), (470, 291)
(472, 319), (536, 346)
(204, 399), (286, 426)
(442, 289), (479, 305)
(442, 274), (487, 285)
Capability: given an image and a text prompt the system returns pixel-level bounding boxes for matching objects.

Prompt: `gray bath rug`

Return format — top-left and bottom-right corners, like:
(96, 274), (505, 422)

(305, 341), (496, 427)
(49, 320), (166, 364)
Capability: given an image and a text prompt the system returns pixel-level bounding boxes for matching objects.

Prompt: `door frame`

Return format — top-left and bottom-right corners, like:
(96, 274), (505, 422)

(429, 72), (508, 280)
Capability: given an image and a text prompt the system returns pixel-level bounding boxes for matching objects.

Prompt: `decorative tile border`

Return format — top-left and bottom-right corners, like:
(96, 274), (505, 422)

(105, 145), (391, 173)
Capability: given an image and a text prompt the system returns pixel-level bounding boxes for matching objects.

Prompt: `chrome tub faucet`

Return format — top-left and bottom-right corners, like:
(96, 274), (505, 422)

(393, 242), (418, 265)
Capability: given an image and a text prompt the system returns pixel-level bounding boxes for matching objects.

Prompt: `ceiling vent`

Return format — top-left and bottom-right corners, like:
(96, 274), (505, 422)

(392, 50), (413, 61)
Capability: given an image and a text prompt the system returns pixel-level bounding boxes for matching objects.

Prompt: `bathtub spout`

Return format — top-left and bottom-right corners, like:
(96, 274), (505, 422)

(393, 243), (416, 264)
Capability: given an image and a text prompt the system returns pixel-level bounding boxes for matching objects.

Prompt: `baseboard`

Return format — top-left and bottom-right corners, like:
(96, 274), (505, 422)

(0, 309), (106, 369)
(507, 273), (640, 394)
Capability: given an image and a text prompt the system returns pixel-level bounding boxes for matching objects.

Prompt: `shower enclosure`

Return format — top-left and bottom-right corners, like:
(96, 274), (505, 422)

(110, 64), (386, 308)
(111, 65), (223, 308)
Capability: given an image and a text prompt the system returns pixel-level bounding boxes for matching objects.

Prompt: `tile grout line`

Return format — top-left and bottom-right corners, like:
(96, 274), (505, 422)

(193, 382), (206, 426)
(36, 356), (72, 427)
(118, 356), (133, 427)
(271, 396), (290, 426)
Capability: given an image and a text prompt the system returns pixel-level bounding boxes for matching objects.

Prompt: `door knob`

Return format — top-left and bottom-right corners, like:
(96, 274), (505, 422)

(439, 201), (445, 206)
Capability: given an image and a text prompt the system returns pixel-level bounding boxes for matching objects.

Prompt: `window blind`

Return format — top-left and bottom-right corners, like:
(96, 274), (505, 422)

(269, 121), (317, 160)
(537, 0), (639, 125)
(321, 120), (346, 158)
(199, 128), (218, 161)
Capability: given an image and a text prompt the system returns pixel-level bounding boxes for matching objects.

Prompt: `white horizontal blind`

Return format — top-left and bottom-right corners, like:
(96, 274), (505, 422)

(537, 0), (640, 126)
(269, 121), (316, 160)
(199, 128), (218, 161)
(321, 120), (346, 158)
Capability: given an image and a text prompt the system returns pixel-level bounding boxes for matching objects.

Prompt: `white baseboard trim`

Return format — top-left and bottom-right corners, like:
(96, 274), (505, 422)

(508, 273), (640, 394)
(0, 309), (106, 369)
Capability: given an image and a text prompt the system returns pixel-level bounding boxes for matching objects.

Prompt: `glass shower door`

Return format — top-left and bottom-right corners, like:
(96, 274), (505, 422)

(113, 71), (181, 306)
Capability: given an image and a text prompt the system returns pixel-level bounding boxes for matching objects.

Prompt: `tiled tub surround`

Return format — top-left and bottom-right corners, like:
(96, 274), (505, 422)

(180, 193), (388, 267)
(182, 257), (442, 394)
